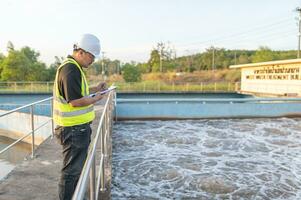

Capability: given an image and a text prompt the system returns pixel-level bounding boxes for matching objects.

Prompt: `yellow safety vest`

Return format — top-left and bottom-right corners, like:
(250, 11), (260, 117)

(53, 58), (95, 127)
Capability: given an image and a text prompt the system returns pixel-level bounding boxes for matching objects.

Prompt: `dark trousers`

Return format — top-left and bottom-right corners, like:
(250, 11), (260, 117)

(55, 123), (92, 200)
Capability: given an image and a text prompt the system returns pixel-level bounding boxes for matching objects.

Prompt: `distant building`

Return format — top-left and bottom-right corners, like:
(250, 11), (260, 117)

(230, 59), (301, 97)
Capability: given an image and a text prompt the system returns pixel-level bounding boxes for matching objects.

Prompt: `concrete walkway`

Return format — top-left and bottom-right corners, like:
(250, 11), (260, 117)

(0, 101), (109, 200)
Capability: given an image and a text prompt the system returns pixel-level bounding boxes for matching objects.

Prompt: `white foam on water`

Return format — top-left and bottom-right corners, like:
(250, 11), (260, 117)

(112, 118), (301, 199)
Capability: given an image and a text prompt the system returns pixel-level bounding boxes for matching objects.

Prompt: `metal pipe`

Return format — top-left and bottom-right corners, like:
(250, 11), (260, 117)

(51, 99), (54, 139)
(0, 132), (33, 154)
(89, 157), (96, 200)
(95, 154), (104, 199)
(0, 119), (52, 155)
(30, 106), (35, 158)
(99, 155), (105, 192)
(114, 92), (118, 121)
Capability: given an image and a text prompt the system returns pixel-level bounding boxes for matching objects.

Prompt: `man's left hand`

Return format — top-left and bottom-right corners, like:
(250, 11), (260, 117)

(97, 82), (106, 91)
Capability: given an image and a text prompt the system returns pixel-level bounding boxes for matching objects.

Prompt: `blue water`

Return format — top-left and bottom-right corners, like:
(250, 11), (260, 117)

(0, 94), (52, 116)
(0, 93), (253, 117)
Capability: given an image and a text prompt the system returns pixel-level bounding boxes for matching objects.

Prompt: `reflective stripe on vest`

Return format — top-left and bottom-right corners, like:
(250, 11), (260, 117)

(53, 106), (94, 117)
(53, 58), (95, 127)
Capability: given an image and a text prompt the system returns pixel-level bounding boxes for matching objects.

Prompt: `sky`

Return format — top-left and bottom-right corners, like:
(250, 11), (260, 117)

(0, 0), (300, 65)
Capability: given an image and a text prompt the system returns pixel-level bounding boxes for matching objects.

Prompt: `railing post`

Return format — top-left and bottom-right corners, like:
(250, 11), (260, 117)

(214, 82), (217, 92)
(235, 82), (239, 91)
(201, 82), (203, 92)
(114, 92), (118, 121)
(100, 125), (105, 192)
(89, 157), (96, 200)
(30, 105), (35, 158)
(47, 82), (50, 93)
(158, 82), (160, 92)
(14, 82), (17, 92)
(172, 82), (175, 91)
(51, 99), (54, 138)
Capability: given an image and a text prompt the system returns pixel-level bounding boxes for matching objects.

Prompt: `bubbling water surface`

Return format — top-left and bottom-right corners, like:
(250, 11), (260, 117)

(112, 118), (301, 199)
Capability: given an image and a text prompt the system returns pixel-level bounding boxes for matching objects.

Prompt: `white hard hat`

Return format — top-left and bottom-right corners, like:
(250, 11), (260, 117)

(74, 34), (101, 58)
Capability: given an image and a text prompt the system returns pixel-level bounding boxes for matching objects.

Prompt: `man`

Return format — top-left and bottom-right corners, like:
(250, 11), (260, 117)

(53, 33), (105, 200)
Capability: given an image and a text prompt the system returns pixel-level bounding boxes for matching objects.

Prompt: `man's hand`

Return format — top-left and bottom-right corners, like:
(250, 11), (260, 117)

(97, 82), (106, 91)
(69, 93), (103, 107)
(89, 82), (107, 94)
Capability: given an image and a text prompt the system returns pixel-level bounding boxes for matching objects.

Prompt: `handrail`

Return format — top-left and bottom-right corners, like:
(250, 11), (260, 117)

(72, 91), (115, 200)
(0, 81), (241, 93)
(0, 97), (53, 117)
(0, 97), (54, 158)
(0, 119), (52, 155)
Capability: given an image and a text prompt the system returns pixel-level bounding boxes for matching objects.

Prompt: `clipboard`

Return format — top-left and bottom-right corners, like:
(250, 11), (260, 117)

(99, 86), (117, 95)
(89, 86), (117, 97)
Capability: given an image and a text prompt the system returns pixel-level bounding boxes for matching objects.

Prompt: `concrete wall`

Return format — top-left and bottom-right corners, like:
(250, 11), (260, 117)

(116, 99), (301, 120)
(230, 59), (301, 97)
(0, 110), (52, 145)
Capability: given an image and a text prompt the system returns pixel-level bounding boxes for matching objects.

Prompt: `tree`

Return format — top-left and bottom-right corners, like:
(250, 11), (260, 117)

(20, 46), (40, 63)
(7, 41), (14, 52)
(251, 46), (275, 63)
(147, 42), (175, 73)
(122, 63), (141, 82)
(148, 49), (160, 72)
(238, 54), (250, 64)
(0, 44), (50, 81)
(1, 50), (31, 81)
(47, 56), (65, 81)
(137, 62), (149, 73)
(0, 53), (5, 79)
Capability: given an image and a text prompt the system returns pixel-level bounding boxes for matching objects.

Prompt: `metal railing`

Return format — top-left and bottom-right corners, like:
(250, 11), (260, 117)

(113, 81), (241, 92)
(0, 81), (54, 93)
(0, 81), (241, 93)
(72, 91), (115, 200)
(0, 97), (54, 158)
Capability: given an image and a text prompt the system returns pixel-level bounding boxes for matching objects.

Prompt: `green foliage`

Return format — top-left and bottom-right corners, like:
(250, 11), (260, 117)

(147, 42), (175, 73)
(0, 53), (4, 79)
(7, 41), (14, 52)
(144, 46), (297, 73)
(86, 58), (121, 77)
(148, 49), (160, 72)
(122, 63), (141, 82)
(136, 62), (149, 74)
(251, 46), (275, 62)
(1, 50), (31, 81)
(45, 65), (57, 81)
(0, 41), (299, 83)
(0, 43), (54, 81)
